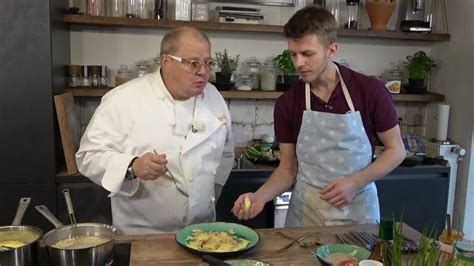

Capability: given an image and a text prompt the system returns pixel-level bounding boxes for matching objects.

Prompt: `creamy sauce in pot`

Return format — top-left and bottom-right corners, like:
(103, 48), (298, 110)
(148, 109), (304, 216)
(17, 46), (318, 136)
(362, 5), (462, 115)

(52, 236), (110, 249)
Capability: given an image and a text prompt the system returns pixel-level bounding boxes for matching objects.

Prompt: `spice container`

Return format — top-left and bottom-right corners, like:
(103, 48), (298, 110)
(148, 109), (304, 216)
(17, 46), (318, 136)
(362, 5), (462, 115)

(88, 65), (102, 86)
(136, 60), (151, 77)
(126, 0), (137, 17)
(67, 65), (80, 87)
(100, 65), (108, 87)
(116, 65), (133, 86)
(192, 0), (209, 21)
(344, 0), (359, 29)
(81, 65), (91, 86)
(260, 58), (276, 91)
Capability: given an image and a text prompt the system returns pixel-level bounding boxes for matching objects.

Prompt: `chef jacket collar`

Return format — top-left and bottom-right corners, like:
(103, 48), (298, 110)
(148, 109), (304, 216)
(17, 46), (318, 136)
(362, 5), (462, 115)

(151, 68), (206, 103)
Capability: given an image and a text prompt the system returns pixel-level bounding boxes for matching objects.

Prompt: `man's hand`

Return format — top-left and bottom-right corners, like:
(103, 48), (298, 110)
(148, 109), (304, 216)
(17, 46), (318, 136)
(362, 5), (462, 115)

(232, 192), (265, 220)
(319, 177), (362, 209)
(132, 152), (168, 180)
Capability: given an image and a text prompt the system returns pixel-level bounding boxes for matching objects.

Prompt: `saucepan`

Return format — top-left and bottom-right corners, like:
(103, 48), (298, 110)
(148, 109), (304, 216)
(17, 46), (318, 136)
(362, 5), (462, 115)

(35, 190), (117, 266)
(0, 197), (43, 266)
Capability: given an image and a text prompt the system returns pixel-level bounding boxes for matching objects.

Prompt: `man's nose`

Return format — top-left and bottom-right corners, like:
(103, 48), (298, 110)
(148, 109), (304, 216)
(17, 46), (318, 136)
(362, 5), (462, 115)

(292, 55), (304, 68)
(195, 63), (208, 75)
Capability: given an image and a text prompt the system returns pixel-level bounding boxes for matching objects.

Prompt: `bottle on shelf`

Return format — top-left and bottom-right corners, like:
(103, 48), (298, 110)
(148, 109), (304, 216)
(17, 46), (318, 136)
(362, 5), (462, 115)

(344, 0), (359, 29)
(116, 65), (134, 86)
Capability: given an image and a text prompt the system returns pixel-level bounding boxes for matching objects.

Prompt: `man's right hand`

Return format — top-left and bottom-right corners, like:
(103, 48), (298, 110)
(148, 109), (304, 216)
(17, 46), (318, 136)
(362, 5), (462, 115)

(232, 192), (265, 220)
(132, 152), (168, 180)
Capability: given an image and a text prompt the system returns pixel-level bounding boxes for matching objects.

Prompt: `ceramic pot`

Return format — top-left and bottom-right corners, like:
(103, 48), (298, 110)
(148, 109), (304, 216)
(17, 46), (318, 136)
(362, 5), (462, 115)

(366, 2), (397, 30)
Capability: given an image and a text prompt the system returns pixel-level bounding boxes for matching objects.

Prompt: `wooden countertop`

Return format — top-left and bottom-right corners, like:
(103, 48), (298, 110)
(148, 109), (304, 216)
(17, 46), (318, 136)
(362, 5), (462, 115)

(115, 223), (421, 265)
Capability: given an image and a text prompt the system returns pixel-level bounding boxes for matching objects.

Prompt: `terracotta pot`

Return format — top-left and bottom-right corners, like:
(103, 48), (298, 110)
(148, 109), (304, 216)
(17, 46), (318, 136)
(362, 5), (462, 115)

(366, 2), (397, 30)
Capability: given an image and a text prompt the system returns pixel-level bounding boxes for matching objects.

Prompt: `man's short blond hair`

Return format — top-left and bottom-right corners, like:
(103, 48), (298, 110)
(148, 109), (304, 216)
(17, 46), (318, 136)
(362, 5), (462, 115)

(160, 27), (210, 55)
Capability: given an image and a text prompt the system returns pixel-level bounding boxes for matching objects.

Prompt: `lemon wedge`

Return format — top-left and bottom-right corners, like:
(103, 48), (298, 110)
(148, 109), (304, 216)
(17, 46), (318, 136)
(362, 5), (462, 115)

(244, 195), (251, 211)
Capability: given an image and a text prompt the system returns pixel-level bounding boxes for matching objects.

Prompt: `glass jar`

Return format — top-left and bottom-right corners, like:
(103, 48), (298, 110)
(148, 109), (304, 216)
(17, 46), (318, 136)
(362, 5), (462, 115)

(126, 0), (137, 18)
(100, 65), (108, 87)
(81, 65), (91, 86)
(175, 0), (192, 21)
(327, 0), (341, 27)
(88, 65), (102, 86)
(116, 65), (133, 86)
(67, 65), (80, 87)
(150, 55), (161, 72)
(136, 60), (151, 77)
(192, 0), (209, 21)
(87, 0), (103, 16)
(108, 0), (125, 17)
(243, 57), (262, 89)
(154, 0), (167, 19)
(344, 0), (359, 29)
(294, 0), (307, 13)
(260, 58), (277, 91)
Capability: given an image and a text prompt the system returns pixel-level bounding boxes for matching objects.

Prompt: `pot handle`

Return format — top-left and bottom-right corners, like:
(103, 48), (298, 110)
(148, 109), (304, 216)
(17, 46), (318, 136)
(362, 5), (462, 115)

(11, 197), (31, 225)
(35, 205), (64, 228)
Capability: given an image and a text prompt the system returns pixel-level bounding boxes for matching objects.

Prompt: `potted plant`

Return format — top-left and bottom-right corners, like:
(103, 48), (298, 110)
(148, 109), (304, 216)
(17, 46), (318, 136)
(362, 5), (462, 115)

(274, 50), (299, 90)
(215, 49), (239, 87)
(404, 51), (435, 94)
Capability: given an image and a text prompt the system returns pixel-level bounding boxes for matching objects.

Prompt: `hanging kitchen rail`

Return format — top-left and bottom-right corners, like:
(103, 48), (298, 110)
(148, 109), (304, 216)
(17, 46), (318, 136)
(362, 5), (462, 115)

(63, 15), (450, 41)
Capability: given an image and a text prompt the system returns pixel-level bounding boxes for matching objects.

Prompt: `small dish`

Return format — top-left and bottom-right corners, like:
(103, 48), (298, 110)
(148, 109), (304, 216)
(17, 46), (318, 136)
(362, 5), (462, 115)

(315, 244), (370, 265)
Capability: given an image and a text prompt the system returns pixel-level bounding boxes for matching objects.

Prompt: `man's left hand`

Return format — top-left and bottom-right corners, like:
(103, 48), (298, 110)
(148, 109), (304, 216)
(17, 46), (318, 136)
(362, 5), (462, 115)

(319, 178), (362, 209)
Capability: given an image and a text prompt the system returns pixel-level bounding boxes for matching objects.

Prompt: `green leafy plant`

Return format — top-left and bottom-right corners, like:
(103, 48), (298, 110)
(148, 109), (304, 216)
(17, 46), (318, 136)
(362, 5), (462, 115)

(215, 49), (239, 74)
(404, 51), (435, 80)
(273, 50), (298, 75)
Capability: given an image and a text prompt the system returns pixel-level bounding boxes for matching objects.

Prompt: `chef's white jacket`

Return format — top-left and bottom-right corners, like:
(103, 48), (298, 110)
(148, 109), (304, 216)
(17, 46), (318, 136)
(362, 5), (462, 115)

(76, 69), (235, 234)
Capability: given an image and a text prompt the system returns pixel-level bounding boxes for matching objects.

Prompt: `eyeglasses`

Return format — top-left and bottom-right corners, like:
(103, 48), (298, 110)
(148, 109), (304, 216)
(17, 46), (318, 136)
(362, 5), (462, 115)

(166, 54), (215, 72)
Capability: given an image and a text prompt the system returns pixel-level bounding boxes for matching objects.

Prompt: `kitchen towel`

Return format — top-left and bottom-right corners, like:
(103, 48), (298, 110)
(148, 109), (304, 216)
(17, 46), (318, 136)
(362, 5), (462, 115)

(435, 103), (450, 141)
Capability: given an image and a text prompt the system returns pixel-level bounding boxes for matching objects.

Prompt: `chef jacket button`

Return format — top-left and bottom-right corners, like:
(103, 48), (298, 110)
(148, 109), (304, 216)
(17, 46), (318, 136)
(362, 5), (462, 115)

(211, 144), (217, 149)
(212, 170), (216, 175)
(189, 176), (193, 181)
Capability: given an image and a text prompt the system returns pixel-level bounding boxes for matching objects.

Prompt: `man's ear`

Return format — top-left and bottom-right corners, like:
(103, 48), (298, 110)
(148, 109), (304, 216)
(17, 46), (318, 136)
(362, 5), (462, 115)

(327, 42), (338, 60)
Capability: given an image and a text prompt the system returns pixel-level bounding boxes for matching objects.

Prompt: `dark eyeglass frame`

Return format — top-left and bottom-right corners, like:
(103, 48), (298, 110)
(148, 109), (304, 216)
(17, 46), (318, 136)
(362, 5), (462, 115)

(166, 54), (215, 71)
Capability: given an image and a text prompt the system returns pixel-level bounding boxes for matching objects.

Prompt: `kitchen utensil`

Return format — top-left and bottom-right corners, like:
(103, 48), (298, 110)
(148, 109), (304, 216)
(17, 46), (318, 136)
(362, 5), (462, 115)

(62, 189), (81, 245)
(315, 244), (370, 265)
(35, 205), (116, 266)
(202, 254), (230, 265)
(277, 233), (313, 252)
(175, 222), (260, 258)
(276, 231), (321, 251)
(153, 149), (189, 197)
(0, 197), (43, 266)
(225, 259), (271, 266)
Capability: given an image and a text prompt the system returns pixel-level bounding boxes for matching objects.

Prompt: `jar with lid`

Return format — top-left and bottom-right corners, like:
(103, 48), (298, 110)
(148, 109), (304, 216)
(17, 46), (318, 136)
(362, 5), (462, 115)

(344, 0), (359, 29)
(150, 55), (161, 72)
(116, 65), (133, 86)
(154, 0), (167, 19)
(136, 60), (151, 77)
(260, 58), (277, 91)
(100, 65), (108, 87)
(192, 0), (209, 21)
(81, 65), (91, 86)
(243, 57), (262, 89)
(67, 65), (80, 87)
(88, 65), (102, 86)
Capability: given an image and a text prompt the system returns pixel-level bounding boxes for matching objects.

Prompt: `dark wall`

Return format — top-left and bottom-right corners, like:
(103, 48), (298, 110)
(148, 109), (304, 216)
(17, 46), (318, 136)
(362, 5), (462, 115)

(0, 0), (60, 183)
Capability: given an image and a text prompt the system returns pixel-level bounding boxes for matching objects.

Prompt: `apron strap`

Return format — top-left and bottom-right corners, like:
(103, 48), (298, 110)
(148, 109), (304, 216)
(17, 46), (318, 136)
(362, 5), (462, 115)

(304, 64), (356, 113)
(334, 64), (356, 113)
(305, 83), (311, 111)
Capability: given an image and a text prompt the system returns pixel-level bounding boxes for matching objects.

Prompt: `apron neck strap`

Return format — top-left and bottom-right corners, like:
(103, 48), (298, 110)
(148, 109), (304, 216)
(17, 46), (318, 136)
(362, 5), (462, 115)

(305, 63), (356, 113)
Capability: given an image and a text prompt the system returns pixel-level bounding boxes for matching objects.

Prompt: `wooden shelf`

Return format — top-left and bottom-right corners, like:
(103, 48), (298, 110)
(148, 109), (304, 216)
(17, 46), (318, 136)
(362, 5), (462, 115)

(64, 15), (450, 41)
(65, 87), (446, 102)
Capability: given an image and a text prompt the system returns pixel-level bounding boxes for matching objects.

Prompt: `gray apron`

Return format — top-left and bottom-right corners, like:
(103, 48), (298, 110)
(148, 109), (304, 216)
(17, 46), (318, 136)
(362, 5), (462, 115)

(286, 64), (380, 227)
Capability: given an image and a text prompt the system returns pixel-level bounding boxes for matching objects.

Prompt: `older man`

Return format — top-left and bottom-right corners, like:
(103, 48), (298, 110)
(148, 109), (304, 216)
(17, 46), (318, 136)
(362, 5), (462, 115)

(76, 27), (235, 234)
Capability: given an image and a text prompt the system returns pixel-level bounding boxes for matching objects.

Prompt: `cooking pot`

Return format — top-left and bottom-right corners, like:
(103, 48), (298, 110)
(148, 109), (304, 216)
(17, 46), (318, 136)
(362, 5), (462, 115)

(35, 205), (117, 266)
(0, 197), (43, 266)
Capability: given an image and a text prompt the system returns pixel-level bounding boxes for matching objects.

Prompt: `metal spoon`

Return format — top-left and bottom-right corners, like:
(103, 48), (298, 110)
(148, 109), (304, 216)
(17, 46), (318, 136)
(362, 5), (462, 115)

(153, 149), (189, 197)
